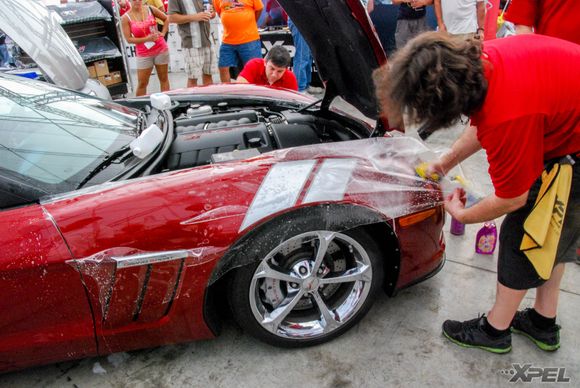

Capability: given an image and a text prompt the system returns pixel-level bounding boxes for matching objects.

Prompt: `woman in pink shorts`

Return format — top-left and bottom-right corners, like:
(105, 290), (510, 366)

(121, 0), (170, 96)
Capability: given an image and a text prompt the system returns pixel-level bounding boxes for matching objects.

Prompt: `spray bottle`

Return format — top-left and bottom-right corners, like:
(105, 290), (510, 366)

(448, 175), (471, 236)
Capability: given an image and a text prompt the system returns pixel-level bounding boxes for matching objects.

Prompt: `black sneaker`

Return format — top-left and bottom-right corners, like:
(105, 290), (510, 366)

(442, 315), (512, 354)
(511, 309), (561, 351)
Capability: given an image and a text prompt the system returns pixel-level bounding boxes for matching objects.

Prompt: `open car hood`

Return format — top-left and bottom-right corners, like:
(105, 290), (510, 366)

(0, 0), (89, 91)
(278, 0), (387, 120)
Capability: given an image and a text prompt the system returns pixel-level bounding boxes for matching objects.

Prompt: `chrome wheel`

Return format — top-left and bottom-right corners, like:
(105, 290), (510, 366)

(248, 230), (373, 339)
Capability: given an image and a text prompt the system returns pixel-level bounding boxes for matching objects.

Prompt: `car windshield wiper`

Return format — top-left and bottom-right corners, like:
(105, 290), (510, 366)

(76, 145), (133, 189)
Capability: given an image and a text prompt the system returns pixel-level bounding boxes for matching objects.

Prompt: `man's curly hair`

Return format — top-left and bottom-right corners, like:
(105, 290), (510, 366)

(373, 32), (488, 131)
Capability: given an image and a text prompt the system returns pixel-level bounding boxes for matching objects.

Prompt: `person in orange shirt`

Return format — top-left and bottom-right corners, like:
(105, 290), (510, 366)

(213, 0), (264, 82)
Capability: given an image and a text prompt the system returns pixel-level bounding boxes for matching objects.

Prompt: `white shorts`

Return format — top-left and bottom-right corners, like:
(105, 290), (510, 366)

(136, 50), (170, 69)
(184, 46), (218, 80)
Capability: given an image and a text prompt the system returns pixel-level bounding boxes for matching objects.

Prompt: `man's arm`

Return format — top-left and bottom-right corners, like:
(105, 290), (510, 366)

(428, 125), (482, 178)
(168, 0), (211, 24)
(237, 59), (258, 84)
(446, 189), (528, 224)
(434, 0), (446, 32)
(169, 12), (211, 24)
(151, 7), (169, 35)
(476, 0), (485, 37)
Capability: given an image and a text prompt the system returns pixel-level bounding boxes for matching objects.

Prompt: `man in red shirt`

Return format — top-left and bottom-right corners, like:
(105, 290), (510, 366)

(374, 33), (579, 354)
(505, 0), (580, 45)
(506, 0), (580, 268)
(236, 46), (298, 90)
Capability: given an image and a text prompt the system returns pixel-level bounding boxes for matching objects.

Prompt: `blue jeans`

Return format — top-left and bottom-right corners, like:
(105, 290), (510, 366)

(370, 4), (399, 57)
(218, 39), (262, 68)
(288, 19), (312, 92)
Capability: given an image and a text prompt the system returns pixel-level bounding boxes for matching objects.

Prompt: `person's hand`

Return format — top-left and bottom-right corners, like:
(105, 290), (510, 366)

(423, 160), (446, 182)
(476, 28), (484, 39)
(195, 11), (212, 22)
(148, 32), (160, 42)
(444, 188), (467, 220)
(438, 23), (447, 33)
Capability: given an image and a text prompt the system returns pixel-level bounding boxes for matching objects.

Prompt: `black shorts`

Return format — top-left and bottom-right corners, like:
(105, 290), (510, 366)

(498, 155), (580, 290)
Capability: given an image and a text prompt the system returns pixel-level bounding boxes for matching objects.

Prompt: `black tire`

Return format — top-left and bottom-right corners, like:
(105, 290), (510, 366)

(228, 211), (384, 348)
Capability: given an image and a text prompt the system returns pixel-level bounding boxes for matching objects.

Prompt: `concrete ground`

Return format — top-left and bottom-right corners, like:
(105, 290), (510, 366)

(1, 72), (579, 387)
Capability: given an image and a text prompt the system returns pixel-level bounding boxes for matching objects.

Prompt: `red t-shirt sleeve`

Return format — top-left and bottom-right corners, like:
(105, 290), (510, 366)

(505, 0), (537, 27)
(239, 58), (263, 84)
(281, 71), (298, 91)
(477, 115), (546, 199)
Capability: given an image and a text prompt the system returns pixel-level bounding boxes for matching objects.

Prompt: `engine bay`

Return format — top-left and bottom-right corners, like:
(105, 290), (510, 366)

(163, 102), (369, 170)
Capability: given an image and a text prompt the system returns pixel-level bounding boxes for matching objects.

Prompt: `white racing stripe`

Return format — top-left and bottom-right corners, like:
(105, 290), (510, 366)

(239, 160), (316, 231)
(302, 158), (357, 204)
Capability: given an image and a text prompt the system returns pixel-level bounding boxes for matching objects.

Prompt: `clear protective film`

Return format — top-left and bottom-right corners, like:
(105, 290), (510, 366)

(201, 135), (449, 283)
(67, 135), (451, 292)
(66, 247), (219, 322)
(251, 135), (446, 218)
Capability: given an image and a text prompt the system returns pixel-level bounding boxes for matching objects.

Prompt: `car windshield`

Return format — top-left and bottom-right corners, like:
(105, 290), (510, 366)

(0, 75), (139, 188)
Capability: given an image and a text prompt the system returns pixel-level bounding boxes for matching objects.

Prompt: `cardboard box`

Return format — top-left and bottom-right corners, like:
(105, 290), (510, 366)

(94, 60), (109, 76)
(87, 65), (97, 79)
(98, 74), (114, 86)
(110, 71), (122, 85)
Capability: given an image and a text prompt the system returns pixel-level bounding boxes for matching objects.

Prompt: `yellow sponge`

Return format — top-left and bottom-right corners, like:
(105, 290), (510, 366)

(415, 162), (440, 181)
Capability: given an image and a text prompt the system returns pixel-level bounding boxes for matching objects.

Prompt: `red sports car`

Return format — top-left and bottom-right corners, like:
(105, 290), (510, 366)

(0, 0), (445, 373)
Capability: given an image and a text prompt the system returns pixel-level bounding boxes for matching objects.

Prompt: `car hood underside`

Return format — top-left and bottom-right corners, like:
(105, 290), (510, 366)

(278, 0), (387, 120)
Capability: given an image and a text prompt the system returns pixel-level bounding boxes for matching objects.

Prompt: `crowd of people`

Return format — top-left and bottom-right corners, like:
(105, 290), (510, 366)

(116, 1), (491, 97)
(119, 0), (285, 96)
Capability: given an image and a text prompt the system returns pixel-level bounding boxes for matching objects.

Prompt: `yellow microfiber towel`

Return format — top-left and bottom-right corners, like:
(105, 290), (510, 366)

(520, 158), (574, 279)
